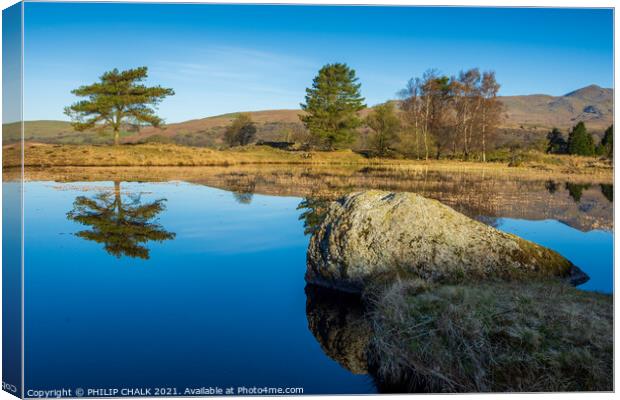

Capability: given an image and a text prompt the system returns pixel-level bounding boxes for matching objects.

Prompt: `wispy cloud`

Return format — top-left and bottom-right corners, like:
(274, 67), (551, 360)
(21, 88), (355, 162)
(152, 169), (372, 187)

(148, 45), (317, 118)
(152, 45), (315, 87)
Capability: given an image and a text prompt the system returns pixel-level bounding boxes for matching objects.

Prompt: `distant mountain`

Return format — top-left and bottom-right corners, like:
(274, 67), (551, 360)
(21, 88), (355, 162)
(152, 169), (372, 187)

(500, 84), (613, 132)
(4, 85), (613, 146)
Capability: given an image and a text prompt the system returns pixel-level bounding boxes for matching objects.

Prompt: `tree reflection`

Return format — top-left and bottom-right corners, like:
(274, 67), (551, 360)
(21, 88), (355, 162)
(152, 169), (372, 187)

(545, 180), (558, 194)
(565, 182), (591, 203)
(66, 181), (175, 259)
(225, 178), (256, 205)
(232, 191), (254, 204)
(297, 197), (332, 235)
(600, 184), (613, 202)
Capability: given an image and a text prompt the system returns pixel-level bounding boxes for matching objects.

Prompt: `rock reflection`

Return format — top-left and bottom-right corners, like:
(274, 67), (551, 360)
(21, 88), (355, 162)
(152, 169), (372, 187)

(66, 181), (175, 259)
(305, 285), (371, 375)
(305, 284), (425, 393)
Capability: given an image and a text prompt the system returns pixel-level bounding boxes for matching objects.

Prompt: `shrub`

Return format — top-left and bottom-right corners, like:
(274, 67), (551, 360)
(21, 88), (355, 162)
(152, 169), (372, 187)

(140, 134), (173, 144)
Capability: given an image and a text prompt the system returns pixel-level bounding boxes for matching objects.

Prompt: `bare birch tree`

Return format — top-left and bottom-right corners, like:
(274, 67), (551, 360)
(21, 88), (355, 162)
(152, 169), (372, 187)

(478, 71), (502, 162)
(399, 78), (422, 159)
(400, 67), (502, 161)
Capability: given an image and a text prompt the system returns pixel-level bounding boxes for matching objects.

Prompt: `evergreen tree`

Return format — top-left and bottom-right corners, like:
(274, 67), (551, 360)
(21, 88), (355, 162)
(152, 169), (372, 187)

(65, 67), (174, 145)
(366, 102), (401, 156)
(567, 122), (595, 156)
(546, 128), (567, 154)
(300, 63), (365, 149)
(599, 124), (613, 158)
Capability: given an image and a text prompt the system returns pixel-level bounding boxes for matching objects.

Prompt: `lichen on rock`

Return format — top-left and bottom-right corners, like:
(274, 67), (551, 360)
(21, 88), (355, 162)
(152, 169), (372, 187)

(306, 190), (587, 293)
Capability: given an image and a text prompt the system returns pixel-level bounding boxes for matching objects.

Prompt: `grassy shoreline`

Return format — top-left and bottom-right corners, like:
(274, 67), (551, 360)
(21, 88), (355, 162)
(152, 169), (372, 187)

(2, 142), (613, 180)
(368, 279), (613, 392)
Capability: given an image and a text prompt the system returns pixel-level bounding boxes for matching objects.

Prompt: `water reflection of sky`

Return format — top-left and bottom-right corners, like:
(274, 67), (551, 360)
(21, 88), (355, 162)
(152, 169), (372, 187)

(496, 218), (613, 294)
(23, 181), (372, 394)
(20, 180), (613, 393)
(24, 180), (614, 293)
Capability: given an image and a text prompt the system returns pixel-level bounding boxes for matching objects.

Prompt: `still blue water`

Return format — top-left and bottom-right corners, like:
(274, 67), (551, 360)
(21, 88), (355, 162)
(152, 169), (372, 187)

(21, 181), (612, 394)
(497, 218), (613, 293)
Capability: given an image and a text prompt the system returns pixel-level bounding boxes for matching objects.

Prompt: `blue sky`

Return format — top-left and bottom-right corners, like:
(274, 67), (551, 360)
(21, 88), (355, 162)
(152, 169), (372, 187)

(3, 2), (21, 123)
(20, 3), (614, 123)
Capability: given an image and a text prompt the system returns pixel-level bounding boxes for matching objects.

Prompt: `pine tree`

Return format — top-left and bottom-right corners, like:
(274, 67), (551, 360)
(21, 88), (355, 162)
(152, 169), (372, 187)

(300, 63), (365, 149)
(567, 122), (595, 156)
(599, 124), (613, 158)
(65, 67), (174, 145)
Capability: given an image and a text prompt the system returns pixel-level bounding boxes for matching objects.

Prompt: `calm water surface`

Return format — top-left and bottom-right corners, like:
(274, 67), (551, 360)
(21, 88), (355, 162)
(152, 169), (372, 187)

(22, 180), (613, 394)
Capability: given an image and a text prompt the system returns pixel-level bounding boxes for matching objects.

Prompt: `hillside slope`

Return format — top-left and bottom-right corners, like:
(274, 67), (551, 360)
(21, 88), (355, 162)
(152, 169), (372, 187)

(127, 109), (308, 147)
(501, 85), (613, 131)
(4, 85), (613, 146)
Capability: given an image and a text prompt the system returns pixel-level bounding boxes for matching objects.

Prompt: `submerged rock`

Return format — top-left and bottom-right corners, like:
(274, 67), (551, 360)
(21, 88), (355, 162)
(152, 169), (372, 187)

(306, 190), (587, 293)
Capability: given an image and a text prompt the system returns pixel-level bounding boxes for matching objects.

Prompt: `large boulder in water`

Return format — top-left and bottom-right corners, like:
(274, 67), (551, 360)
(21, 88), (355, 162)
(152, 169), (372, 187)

(306, 191), (587, 293)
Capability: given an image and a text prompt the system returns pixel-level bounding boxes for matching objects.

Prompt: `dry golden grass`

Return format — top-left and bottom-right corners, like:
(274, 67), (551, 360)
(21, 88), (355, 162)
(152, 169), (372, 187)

(4, 142), (367, 167)
(369, 279), (613, 392)
(2, 143), (613, 182)
(7, 155), (612, 232)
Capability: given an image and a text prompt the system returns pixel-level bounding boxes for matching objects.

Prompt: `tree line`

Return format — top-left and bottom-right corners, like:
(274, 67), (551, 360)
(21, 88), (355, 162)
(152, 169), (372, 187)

(547, 122), (613, 158)
(64, 65), (612, 162)
(298, 63), (503, 161)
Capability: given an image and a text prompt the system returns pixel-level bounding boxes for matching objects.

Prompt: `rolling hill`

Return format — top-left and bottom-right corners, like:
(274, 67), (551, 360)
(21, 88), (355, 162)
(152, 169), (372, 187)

(500, 85), (613, 132)
(3, 85), (613, 147)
